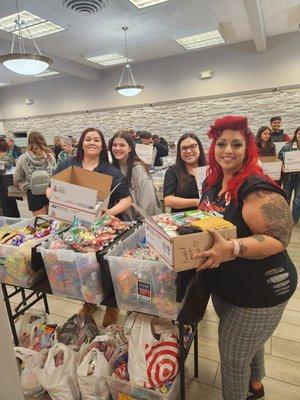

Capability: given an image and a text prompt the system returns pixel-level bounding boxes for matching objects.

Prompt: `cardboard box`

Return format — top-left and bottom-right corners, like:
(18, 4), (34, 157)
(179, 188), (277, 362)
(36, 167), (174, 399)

(259, 156), (282, 180)
(49, 166), (113, 224)
(284, 151), (300, 172)
(145, 217), (236, 272)
(135, 143), (157, 165)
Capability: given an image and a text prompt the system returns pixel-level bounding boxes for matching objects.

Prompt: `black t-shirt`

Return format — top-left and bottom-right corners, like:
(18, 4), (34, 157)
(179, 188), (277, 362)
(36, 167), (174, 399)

(54, 157), (130, 212)
(163, 165), (199, 212)
(200, 175), (298, 308)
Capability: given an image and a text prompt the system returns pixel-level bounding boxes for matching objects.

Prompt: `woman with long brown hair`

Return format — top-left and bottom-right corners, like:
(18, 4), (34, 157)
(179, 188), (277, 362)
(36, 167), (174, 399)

(14, 131), (56, 216)
(109, 130), (161, 220)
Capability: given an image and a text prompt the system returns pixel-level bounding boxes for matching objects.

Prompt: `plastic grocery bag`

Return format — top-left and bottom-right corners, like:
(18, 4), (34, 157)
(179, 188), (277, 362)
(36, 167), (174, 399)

(57, 314), (100, 347)
(15, 310), (46, 348)
(34, 343), (80, 400)
(15, 347), (48, 396)
(77, 348), (111, 400)
(128, 313), (179, 388)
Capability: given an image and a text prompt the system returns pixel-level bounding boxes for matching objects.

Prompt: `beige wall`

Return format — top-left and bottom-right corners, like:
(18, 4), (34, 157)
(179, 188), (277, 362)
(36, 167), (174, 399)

(1, 31), (300, 119)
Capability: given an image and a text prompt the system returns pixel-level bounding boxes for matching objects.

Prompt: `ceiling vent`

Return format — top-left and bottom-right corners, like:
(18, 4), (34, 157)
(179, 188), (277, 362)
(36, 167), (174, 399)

(62, 0), (106, 14)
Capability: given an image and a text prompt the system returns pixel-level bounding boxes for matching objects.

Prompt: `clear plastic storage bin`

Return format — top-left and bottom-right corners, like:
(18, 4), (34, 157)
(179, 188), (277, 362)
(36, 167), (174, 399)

(105, 225), (180, 320)
(39, 239), (104, 304)
(0, 217), (22, 227)
(0, 217), (63, 288)
(107, 375), (179, 400)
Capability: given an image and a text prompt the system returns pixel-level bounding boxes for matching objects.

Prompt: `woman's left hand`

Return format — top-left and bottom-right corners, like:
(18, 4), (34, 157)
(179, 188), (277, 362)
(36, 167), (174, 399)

(193, 229), (234, 270)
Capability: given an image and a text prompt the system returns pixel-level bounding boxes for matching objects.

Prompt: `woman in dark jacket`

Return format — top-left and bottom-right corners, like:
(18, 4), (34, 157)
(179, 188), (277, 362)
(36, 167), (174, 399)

(278, 126), (300, 224)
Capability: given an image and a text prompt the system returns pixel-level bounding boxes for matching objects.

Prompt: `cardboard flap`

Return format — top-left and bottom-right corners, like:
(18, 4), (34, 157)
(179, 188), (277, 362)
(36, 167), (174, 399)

(52, 166), (113, 200)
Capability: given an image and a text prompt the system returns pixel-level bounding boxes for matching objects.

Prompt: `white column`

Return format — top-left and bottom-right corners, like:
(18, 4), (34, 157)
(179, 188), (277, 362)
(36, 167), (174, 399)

(0, 294), (24, 400)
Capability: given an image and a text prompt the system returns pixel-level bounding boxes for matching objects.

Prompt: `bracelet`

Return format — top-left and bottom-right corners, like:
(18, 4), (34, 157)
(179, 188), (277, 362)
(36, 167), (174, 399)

(231, 239), (240, 258)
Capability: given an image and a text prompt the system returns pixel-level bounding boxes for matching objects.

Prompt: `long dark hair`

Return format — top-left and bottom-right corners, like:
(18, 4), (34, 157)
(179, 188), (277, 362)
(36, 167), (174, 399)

(291, 126), (300, 143)
(76, 128), (108, 162)
(256, 126), (273, 149)
(175, 133), (206, 192)
(109, 130), (148, 186)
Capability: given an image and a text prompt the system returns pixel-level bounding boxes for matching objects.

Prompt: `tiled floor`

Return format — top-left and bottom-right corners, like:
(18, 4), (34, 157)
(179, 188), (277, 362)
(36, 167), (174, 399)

(7, 201), (300, 399)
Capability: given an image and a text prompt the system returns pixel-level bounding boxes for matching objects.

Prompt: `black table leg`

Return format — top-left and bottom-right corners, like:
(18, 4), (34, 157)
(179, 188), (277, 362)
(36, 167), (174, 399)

(193, 324), (198, 378)
(178, 321), (185, 400)
(1, 283), (19, 346)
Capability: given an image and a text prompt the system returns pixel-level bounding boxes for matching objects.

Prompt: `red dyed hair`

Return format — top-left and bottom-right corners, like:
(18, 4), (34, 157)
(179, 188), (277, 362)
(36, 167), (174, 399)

(204, 115), (279, 203)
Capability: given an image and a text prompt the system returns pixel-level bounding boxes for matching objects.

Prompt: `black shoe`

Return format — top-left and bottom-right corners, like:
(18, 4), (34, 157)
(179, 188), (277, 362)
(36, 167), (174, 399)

(246, 386), (265, 400)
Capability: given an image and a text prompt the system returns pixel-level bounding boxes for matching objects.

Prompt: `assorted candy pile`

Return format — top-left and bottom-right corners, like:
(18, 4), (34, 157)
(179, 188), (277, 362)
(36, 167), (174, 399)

(0, 217), (68, 287)
(122, 243), (158, 261)
(0, 218), (67, 247)
(152, 210), (234, 237)
(49, 214), (130, 253)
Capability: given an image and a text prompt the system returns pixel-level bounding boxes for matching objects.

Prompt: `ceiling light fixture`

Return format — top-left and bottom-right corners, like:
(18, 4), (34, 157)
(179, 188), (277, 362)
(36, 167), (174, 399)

(0, 0), (53, 75)
(176, 30), (225, 50)
(115, 27), (144, 97)
(87, 52), (132, 66)
(128, 0), (169, 9)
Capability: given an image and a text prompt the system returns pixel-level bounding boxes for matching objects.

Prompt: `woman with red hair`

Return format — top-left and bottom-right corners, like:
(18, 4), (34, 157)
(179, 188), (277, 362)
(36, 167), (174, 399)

(194, 116), (297, 400)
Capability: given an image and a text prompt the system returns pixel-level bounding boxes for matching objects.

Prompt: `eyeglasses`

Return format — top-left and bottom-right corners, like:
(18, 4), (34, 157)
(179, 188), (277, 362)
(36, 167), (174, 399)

(180, 143), (198, 153)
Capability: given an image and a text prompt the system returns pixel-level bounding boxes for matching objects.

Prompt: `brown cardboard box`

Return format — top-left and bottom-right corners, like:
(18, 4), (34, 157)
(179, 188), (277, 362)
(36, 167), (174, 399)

(49, 166), (113, 224)
(144, 214), (237, 272)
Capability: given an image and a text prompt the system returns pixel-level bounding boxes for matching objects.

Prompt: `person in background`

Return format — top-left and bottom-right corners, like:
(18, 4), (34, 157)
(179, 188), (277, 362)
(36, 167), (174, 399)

(110, 130), (161, 220)
(0, 140), (15, 169)
(194, 115), (297, 400)
(70, 135), (78, 149)
(0, 140), (20, 217)
(7, 137), (22, 160)
(57, 136), (77, 166)
(168, 141), (177, 157)
(163, 132), (206, 212)
(269, 116), (290, 142)
(53, 136), (63, 161)
(278, 126), (300, 225)
(52, 127), (132, 324)
(256, 126), (276, 157)
(14, 132), (56, 216)
(152, 134), (168, 166)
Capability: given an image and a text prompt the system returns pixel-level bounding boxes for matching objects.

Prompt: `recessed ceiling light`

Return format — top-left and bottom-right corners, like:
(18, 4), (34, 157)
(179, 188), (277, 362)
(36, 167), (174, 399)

(176, 30), (225, 50)
(0, 10), (65, 38)
(86, 52), (132, 66)
(128, 0), (169, 9)
(35, 70), (61, 78)
(0, 82), (9, 87)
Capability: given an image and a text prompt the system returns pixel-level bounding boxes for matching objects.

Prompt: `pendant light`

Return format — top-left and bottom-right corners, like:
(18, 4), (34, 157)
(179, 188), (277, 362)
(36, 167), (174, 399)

(115, 27), (144, 97)
(0, 0), (53, 75)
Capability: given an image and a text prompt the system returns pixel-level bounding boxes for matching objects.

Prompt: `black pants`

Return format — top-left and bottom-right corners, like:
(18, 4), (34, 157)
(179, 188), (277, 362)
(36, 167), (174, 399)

(0, 197), (20, 218)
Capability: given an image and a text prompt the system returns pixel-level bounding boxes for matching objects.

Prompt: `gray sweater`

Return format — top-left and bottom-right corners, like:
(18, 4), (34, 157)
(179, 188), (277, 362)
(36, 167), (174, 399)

(121, 162), (161, 221)
(14, 151), (56, 190)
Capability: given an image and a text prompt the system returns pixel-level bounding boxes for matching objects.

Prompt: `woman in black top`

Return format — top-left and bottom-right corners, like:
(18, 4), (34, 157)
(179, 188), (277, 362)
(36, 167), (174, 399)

(52, 128), (132, 325)
(163, 133), (206, 212)
(256, 126), (276, 156)
(192, 116), (297, 400)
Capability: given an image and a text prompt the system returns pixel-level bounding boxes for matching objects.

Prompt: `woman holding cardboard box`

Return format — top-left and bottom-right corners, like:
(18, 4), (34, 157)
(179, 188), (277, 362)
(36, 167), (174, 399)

(278, 127), (300, 225)
(255, 126), (276, 157)
(190, 116), (297, 400)
(53, 127), (132, 325)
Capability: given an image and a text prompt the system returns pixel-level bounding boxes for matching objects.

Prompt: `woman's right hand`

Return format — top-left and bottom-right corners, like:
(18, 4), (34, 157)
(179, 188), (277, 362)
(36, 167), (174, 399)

(45, 187), (52, 200)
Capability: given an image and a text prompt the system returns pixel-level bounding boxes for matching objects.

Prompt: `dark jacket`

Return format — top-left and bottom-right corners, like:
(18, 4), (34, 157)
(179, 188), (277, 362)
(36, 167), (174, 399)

(278, 141), (300, 179)
(9, 144), (22, 159)
(154, 141), (168, 166)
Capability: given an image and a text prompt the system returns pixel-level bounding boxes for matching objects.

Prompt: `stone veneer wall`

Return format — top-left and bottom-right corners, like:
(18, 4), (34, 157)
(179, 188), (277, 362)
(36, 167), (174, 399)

(2, 87), (300, 150)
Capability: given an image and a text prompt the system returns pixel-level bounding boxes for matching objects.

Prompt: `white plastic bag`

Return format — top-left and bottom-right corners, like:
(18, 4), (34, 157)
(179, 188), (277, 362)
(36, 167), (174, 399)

(15, 310), (45, 348)
(15, 347), (48, 396)
(77, 348), (111, 400)
(34, 343), (80, 400)
(128, 314), (179, 388)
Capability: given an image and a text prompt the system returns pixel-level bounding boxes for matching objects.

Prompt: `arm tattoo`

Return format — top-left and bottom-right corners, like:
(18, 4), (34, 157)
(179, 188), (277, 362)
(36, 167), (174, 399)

(238, 239), (248, 256)
(252, 234), (266, 243)
(258, 192), (293, 247)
